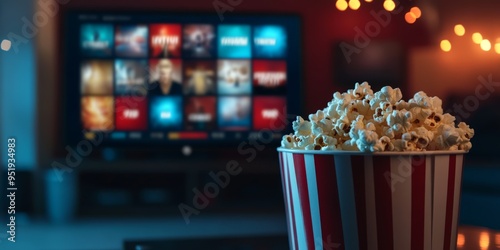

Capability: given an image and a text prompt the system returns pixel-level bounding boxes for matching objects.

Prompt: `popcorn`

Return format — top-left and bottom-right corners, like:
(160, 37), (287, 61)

(373, 136), (395, 152)
(292, 116), (312, 136)
(370, 86), (403, 109)
(349, 82), (374, 100)
(409, 91), (444, 114)
(281, 82), (475, 152)
(386, 109), (413, 134)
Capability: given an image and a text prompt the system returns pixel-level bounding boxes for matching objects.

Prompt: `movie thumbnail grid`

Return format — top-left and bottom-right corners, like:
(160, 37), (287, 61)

(80, 23), (288, 133)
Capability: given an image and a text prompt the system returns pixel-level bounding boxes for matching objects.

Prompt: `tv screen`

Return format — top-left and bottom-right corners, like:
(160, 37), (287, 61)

(63, 12), (301, 152)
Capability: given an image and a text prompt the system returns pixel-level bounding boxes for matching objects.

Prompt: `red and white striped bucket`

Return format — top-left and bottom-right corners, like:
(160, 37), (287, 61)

(277, 148), (466, 250)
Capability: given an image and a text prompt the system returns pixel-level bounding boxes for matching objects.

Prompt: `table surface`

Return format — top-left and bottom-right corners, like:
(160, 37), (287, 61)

(1, 214), (499, 250)
(124, 226), (500, 250)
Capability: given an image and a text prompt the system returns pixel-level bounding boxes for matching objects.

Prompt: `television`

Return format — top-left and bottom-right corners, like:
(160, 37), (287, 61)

(62, 11), (302, 157)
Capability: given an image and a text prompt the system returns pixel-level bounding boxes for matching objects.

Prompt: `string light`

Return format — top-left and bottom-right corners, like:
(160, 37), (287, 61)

(349, 0), (361, 10)
(410, 7), (422, 18)
(472, 32), (483, 44)
(383, 0), (396, 11)
(440, 40), (451, 52)
(454, 24), (465, 36)
(480, 39), (491, 51)
(336, 0), (348, 11)
(405, 12), (416, 24)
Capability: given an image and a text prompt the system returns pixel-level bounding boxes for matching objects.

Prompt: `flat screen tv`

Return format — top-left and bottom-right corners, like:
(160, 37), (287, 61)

(62, 11), (301, 155)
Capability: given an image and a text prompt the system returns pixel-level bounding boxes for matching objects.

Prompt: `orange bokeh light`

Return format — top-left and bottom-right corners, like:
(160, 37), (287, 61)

(410, 7), (422, 18)
(457, 233), (465, 248)
(479, 232), (490, 250)
(454, 24), (465, 36)
(405, 12), (416, 24)
(383, 0), (395, 11)
(494, 43), (500, 54)
(336, 0), (348, 11)
(349, 0), (361, 10)
(440, 39), (451, 52)
(480, 39), (491, 51)
(472, 32), (483, 44)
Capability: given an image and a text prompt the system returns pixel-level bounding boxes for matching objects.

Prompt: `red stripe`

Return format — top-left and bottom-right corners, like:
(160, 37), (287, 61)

(373, 156), (394, 250)
(286, 154), (299, 250)
(411, 155), (427, 250)
(293, 154), (315, 249)
(443, 155), (457, 250)
(279, 152), (294, 249)
(351, 155), (367, 250)
(314, 154), (344, 248)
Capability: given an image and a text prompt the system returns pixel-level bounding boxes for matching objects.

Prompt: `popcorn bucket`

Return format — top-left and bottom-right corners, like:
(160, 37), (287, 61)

(277, 148), (466, 250)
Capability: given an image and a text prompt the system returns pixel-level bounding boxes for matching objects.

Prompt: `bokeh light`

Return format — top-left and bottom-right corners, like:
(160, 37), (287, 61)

(410, 7), (422, 18)
(472, 32), (483, 44)
(349, 0), (361, 10)
(336, 0), (348, 11)
(440, 40), (451, 52)
(494, 41), (500, 54)
(383, 0), (395, 11)
(405, 12), (416, 24)
(454, 24), (465, 36)
(457, 233), (465, 248)
(480, 39), (491, 51)
(479, 232), (490, 250)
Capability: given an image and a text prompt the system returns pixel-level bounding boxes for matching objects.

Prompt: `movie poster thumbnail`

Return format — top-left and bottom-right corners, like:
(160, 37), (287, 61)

(218, 25), (251, 58)
(149, 96), (183, 129)
(218, 96), (251, 130)
(148, 59), (183, 95)
(252, 60), (287, 95)
(81, 96), (114, 131)
(217, 60), (251, 95)
(183, 60), (216, 95)
(115, 25), (149, 57)
(149, 24), (182, 58)
(183, 24), (216, 58)
(184, 97), (216, 131)
(80, 24), (114, 57)
(252, 96), (286, 130)
(81, 60), (114, 95)
(115, 97), (148, 130)
(115, 59), (148, 96)
(253, 25), (287, 58)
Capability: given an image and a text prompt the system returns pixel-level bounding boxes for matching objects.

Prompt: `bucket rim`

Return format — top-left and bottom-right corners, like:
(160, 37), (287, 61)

(277, 147), (467, 156)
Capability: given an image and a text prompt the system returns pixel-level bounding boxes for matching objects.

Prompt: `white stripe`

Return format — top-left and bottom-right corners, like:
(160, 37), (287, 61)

(283, 153), (296, 250)
(432, 155), (450, 249)
(391, 155), (412, 250)
(424, 156), (432, 250)
(364, 156), (378, 250)
(335, 155), (360, 250)
(305, 154), (323, 250)
(287, 153), (308, 250)
(450, 154), (464, 250)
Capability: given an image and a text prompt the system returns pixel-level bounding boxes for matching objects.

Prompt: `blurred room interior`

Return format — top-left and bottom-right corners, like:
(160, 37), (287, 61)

(1, 0), (500, 249)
